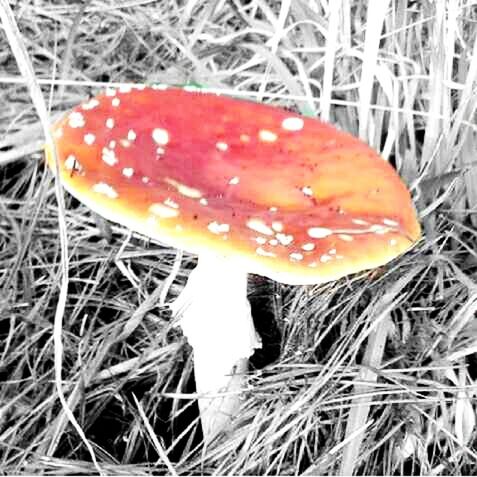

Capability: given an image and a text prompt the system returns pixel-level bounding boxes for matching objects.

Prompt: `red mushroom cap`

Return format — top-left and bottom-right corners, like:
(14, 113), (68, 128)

(45, 85), (421, 285)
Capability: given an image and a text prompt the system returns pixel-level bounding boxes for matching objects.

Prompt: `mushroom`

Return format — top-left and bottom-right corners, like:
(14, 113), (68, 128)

(45, 85), (421, 441)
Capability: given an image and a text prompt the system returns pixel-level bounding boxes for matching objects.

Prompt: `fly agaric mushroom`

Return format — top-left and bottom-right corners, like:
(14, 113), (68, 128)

(45, 85), (421, 441)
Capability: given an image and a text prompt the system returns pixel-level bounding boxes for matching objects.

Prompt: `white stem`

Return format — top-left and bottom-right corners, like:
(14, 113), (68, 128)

(170, 254), (262, 441)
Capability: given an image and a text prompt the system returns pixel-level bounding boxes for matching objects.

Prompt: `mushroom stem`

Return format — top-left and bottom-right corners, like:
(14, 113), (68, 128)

(170, 254), (262, 441)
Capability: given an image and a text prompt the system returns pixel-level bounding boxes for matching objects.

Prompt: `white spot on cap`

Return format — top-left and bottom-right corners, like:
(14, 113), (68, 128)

(102, 147), (118, 166)
(112, 98), (120, 107)
(109, 140), (116, 149)
(259, 129), (277, 142)
(302, 186), (313, 196)
(228, 176), (240, 185)
(122, 167), (134, 178)
(127, 130), (137, 141)
(84, 133), (95, 145)
(247, 218), (273, 236)
(183, 84), (200, 92)
(149, 203), (179, 219)
(383, 218), (399, 227)
(208, 222), (230, 234)
(64, 154), (77, 171)
(276, 233), (294, 246)
(142, 176), (150, 183)
(68, 111), (85, 128)
(240, 134), (250, 143)
(81, 98), (99, 110)
(328, 248), (337, 255)
(271, 221), (283, 232)
(53, 128), (63, 139)
(282, 116), (304, 131)
(308, 227), (333, 238)
(164, 198), (179, 209)
(165, 178), (202, 199)
(302, 243), (315, 251)
(338, 234), (353, 242)
(106, 118), (115, 129)
(255, 237), (267, 245)
(119, 85), (132, 94)
(120, 139), (131, 148)
(152, 128), (169, 145)
(370, 224), (389, 234)
(105, 88), (116, 96)
(308, 261), (318, 268)
(320, 254), (332, 263)
(93, 182), (118, 199)
(290, 252), (304, 261)
(352, 218), (369, 226)
(216, 142), (228, 152)
(256, 247), (276, 258)
(268, 239), (278, 246)
(156, 147), (165, 156)
(269, 206), (278, 213)
(389, 238), (398, 246)
(146, 216), (158, 229)
(199, 198), (208, 206)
